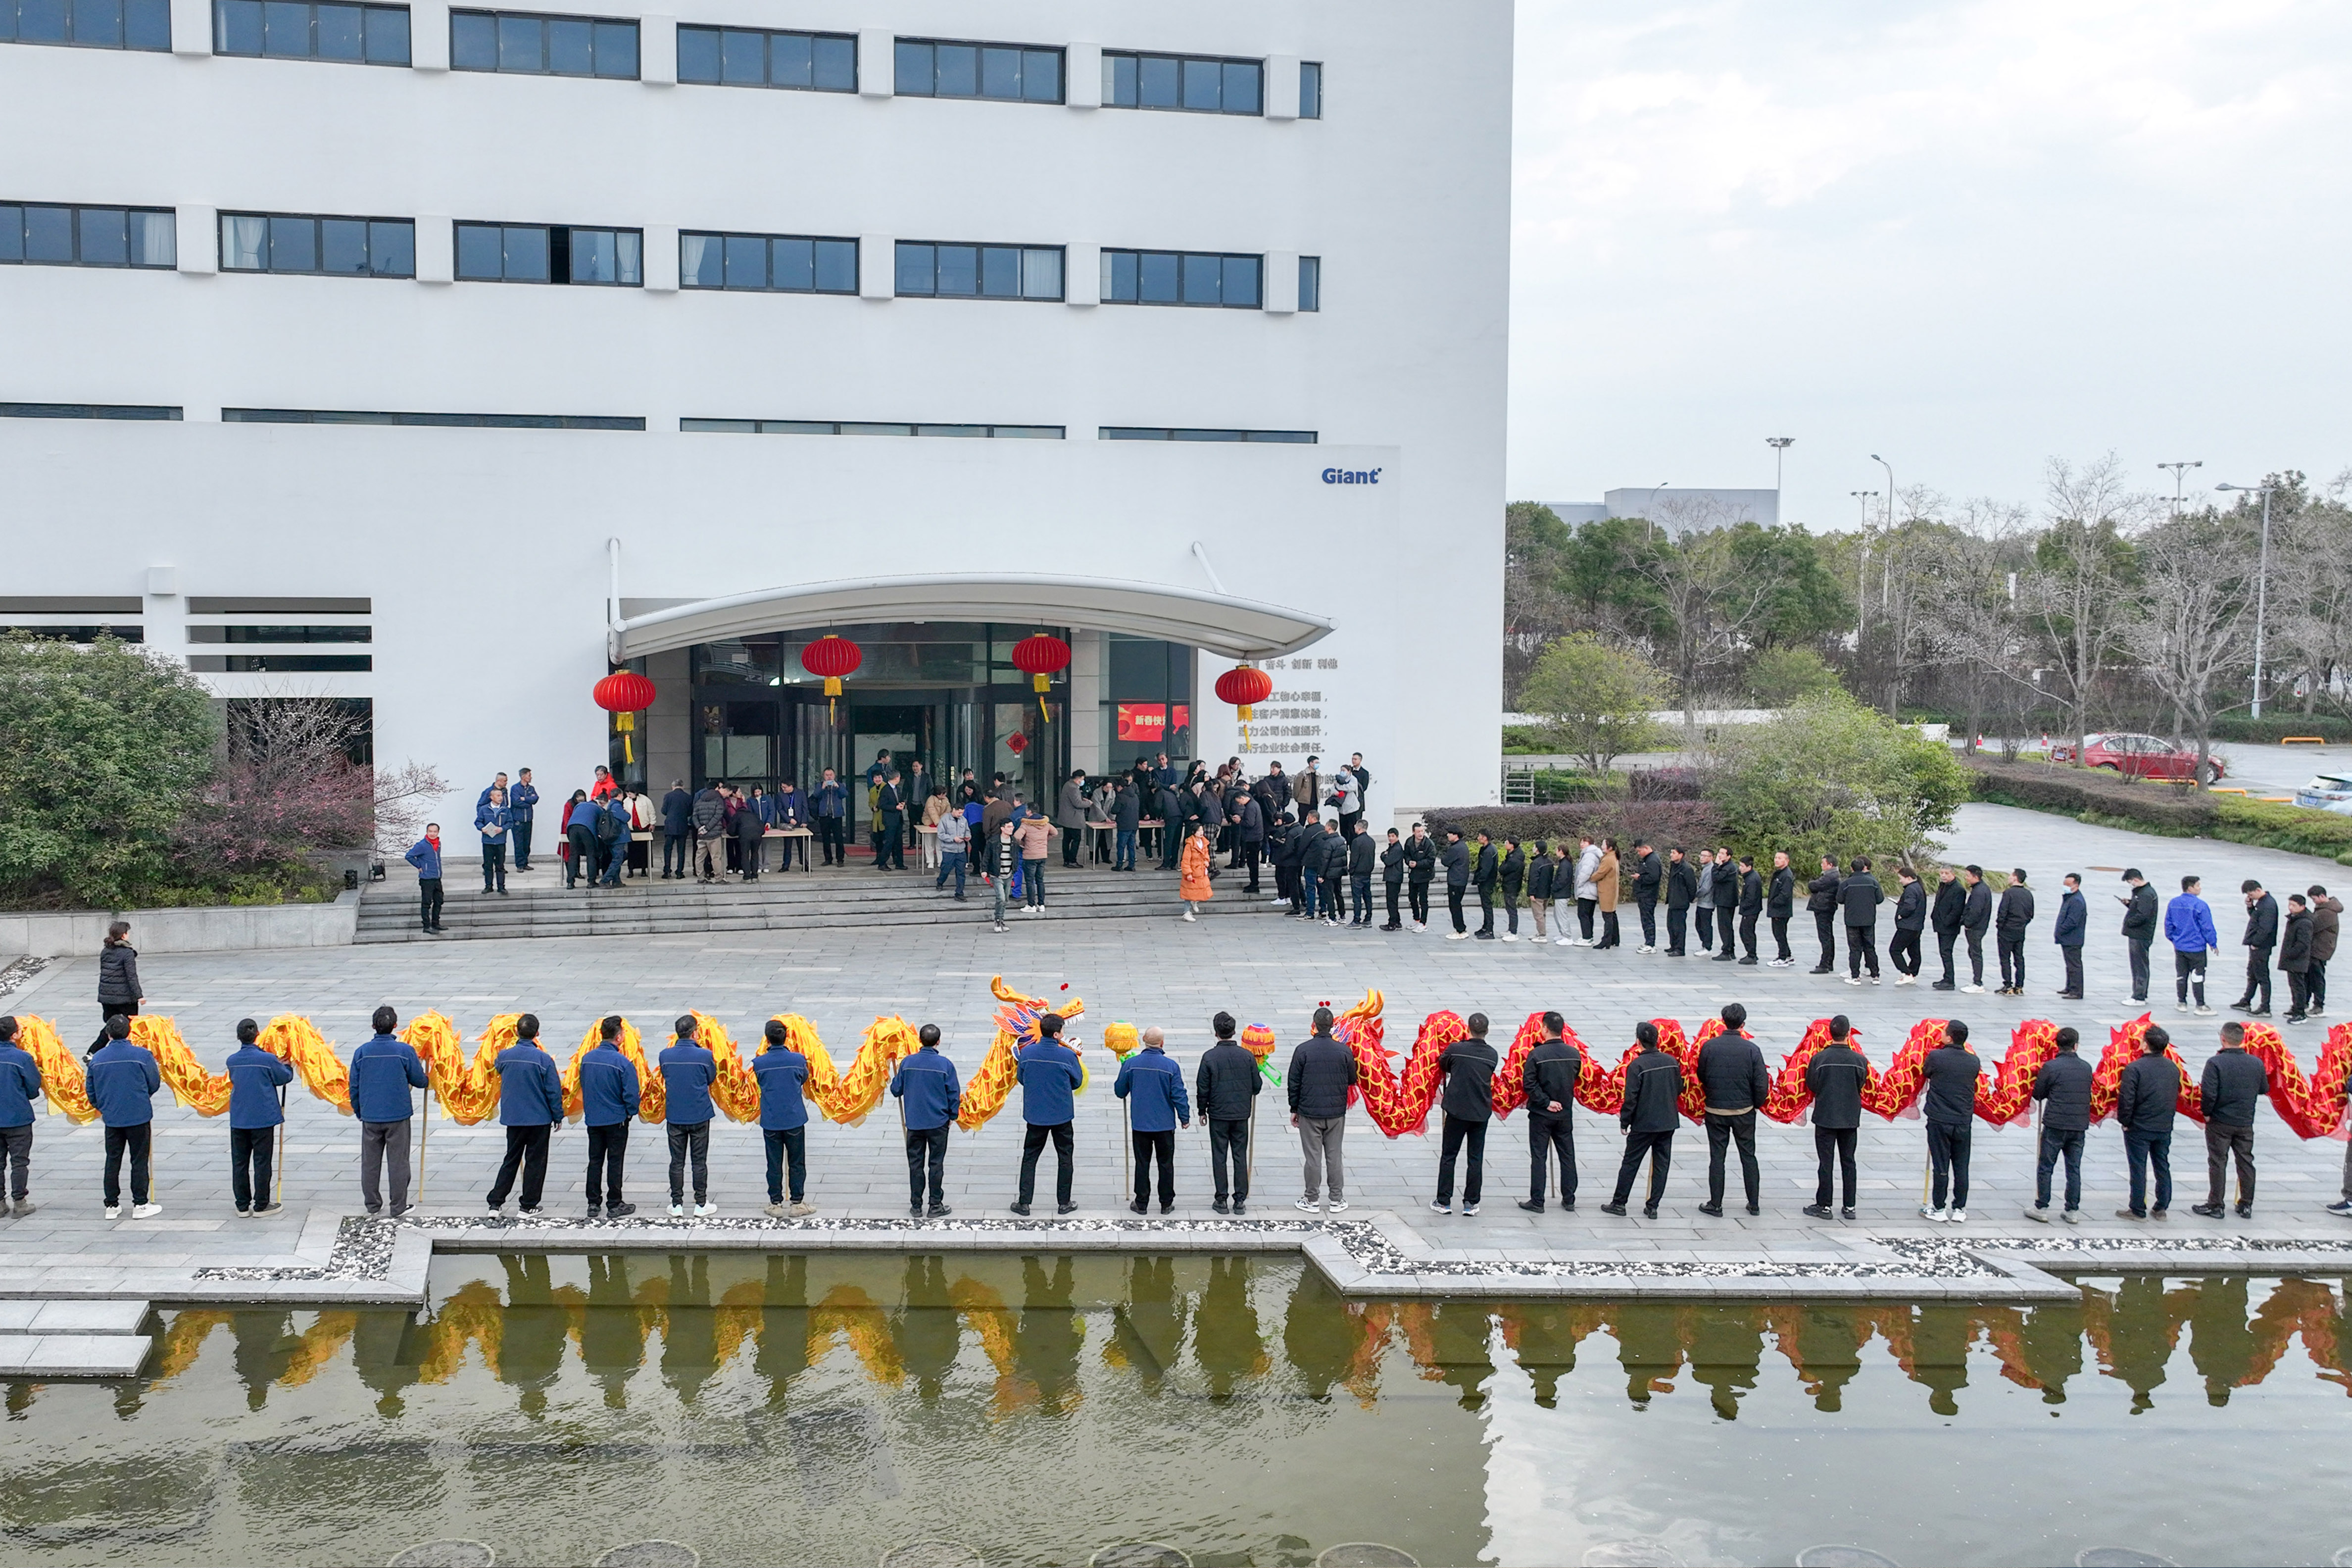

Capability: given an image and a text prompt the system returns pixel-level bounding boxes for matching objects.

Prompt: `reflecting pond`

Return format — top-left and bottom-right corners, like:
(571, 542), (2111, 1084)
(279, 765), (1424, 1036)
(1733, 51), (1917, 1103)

(3, 1256), (2350, 1567)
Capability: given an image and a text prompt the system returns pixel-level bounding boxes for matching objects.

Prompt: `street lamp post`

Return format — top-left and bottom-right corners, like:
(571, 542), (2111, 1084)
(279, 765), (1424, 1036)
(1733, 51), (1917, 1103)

(1766, 437), (1794, 511)
(2218, 481), (2276, 717)
(1641, 481), (1669, 542)
(1849, 490), (1878, 639)
(2158, 460), (2203, 517)
(1870, 452), (1896, 608)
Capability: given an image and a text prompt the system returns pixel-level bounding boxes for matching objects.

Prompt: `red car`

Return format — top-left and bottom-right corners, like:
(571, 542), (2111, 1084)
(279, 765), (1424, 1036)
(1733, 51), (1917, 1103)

(2050, 732), (2224, 784)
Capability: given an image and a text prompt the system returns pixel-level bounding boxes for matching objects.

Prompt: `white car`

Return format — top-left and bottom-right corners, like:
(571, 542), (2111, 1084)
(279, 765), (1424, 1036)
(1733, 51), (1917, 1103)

(2297, 774), (2352, 813)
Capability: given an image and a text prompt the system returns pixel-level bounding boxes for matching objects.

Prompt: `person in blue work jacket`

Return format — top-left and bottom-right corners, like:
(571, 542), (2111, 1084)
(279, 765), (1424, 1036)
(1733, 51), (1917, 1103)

(350, 1004), (429, 1216)
(1012, 1012), (1083, 1217)
(2052, 872), (2089, 1000)
(88, 1014), (163, 1219)
(404, 824), (445, 935)
(475, 786), (512, 895)
(487, 1014), (565, 1215)
(890, 1024), (961, 1218)
(225, 1017), (294, 1217)
(579, 1015), (639, 1219)
(1115, 1025), (1191, 1215)
(508, 768), (540, 870)
(0, 1017), (44, 1217)
(753, 1019), (814, 1218)
(661, 1015), (719, 1218)
(2167, 874), (2221, 1015)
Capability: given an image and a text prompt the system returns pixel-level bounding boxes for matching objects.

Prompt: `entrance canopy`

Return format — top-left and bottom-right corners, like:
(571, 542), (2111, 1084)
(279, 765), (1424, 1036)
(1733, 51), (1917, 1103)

(612, 573), (1332, 662)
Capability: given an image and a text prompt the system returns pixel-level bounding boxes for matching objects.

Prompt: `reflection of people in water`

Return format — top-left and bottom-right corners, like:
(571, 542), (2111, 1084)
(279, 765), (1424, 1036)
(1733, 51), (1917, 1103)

(1908, 1305), (1973, 1418)
(231, 1309), (297, 1413)
(1503, 1303), (1589, 1409)
(2188, 1275), (2259, 1406)
(1422, 1301), (1496, 1411)
(2102, 1276), (2181, 1413)
(1017, 1257), (1084, 1416)
(1786, 1304), (1864, 1413)
(1113, 1257), (1186, 1392)
(754, 1255), (813, 1408)
(1193, 1257), (1266, 1401)
(2015, 1297), (2085, 1406)
(584, 1254), (646, 1409)
(1614, 1305), (1685, 1408)
(1283, 1273), (1358, 1402)
(661, 1254), (719, 1404)
(351, 1305), (425, 1418)
(499, 1254), (567, 1418)
(1686, 1305), (1764, 1421)
(899, 1257), (963, 1404)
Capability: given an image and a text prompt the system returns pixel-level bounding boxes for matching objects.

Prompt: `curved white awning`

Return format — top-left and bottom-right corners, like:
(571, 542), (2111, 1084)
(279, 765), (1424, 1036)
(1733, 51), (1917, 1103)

(611, 573), (1333, 661)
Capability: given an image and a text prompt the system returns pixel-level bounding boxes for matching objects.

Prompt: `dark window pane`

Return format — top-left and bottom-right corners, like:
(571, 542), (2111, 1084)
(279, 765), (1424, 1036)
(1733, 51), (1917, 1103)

(1181, 252), (1220, 304)
(1224, 60), (1260, 113)
(723, 233), (763, 288)
(0, 208), (18, 264)
(1137, 250), (1177, 304)
(24, 206), (73, 263)
(892, 38), (927, 94)
(544, 16), (588, 72)
(935, 42), (975, 96)
(812, 34), (852, 90)
(320, 217), (367, 273)
(768, 29), (809, 87)
(680, 233), (720, 288)
(770, 237), (812, 292)
(893, 242), (932, 294)
(216, 0), (261, 50)
(675, 23), (716, 81)
(315, 0), (361, 55)
(718, 26), (758, 82)
(1223, 254), (1260, 307)
(1110, 53), (1136, 106)
(268, 215), (315, 271)
(935, 244), (977, 295)
(362, 4), (405, 62)
(454, 222), (501, 278)
(1298, 255), (1319, 312)
(813, 238), (855, 292)
(591, 19), (631, 75)
(916, 425), (983, 439)
(502, 224), (547, 281)
(570, 227), (618, 284)
(1300, 61), (1322, 118)
(1107, 249), (1136, 302)
(1137, 54), (1176, 108)
(978, 245), (1018, 297)
(78, 208), (128, 266)
(70, 0), (123, 48)
(448, 9), (493, 67)
(494, 11), (536, 69)
(125, 0), (169, 45)
(1182, 56), (1220, 110)
(979, 45), (1017, 98)
(262, 0), (304, 54)
(370, 219), (413, 276)
(1023, 49), (1058, 101)
(18, 0), (67, 40)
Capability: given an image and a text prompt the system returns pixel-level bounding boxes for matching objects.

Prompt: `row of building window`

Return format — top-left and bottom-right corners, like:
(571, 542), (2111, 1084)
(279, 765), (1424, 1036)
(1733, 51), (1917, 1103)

(0, 202), (175, 267)
(2, 4), (1326, 120)
(222, 211), (413, 275)
(682, 419), (1064, 439)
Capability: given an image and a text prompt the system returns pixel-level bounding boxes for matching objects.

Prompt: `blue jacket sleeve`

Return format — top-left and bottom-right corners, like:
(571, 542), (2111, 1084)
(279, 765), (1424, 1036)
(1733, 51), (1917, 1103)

(945, 1061), (962, 1118)
(1170, 1059), (1191, 1123)
(1114, 1058), (1133, 1099)
(540, 1059), (567, 1121)
(624, 1063), (642, 1115)
(405, 1050), (429, 1089)
(267, 1057), (294, 1088)
(889, 1063), (905, 1099)
(142, 1054), (161, 1095)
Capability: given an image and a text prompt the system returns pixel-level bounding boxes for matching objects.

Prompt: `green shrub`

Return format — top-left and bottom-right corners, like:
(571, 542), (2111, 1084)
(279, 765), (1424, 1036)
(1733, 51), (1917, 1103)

(1963, 757), (2218, 832)
(2208, 714), (2352, 744)
(1711, 693), (1971, 869)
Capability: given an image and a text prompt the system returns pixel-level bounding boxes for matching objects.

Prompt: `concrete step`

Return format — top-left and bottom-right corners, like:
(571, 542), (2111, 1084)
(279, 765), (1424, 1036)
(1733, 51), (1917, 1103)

(0, 1333), (152, 1377)
(0, 1298), (150, 1336)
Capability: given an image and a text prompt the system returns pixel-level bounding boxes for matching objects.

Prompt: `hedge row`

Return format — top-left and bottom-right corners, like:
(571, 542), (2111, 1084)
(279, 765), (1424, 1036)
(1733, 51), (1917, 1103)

(2209, 714), (2352, 744)
(1420, 800), (1724, 853)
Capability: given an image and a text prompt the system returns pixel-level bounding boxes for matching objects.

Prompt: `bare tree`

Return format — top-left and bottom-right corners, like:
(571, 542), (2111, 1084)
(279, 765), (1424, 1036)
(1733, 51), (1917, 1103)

(1910, 499), (2039, 751)
(2119, 515), (2254, 789)
(1631, 498), (1792, 736)
(2019, 454), (2152, 755)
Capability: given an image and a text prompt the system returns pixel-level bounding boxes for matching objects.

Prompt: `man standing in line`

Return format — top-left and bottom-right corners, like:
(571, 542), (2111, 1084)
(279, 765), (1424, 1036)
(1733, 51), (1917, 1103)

(1428, 1013), (1498, 1216)
(1631, 839), (1663, 953)
(1930, 865), (1966, 991)
(1116, 1026), (1191, 1214)
(2024, 1025), (2092, 1223)
(1664, 847), (1696, 958)
(2308, 884), (2341, 1015)
(90, 1015), (162, 1220)
(1472, 830), (1500, 941)
(2115, 1023), (2180, 1221)
(474, 785), (511, 896)
(1602, 1022), (1681, 1219)
(2194, 1020), (2267, 1218)
(486, 1013), (564, 1216)
(1405, 823), (1437, 932)
(659, 779), (693, 880)
(1995, 867), (2036, 996)
(1011, 1011), (1082, 1217)
(580, 1015), (639, 1220)
(1341, 752), (1372, 839)
(1498, 837), (1525, 942)
(1327, 766), (1361, 839)
(660, 1015), (718, 1218)
(1806, 855), (1843, 974)
(876, 771), (909, 872)
(691, 780), (728, 882)
(1379, 828), (1409, 932)
(1526, 837), (1554, 942)
(1057, 769), (1089, 869)
(0, 1018), (39, 1216)
(2285, 894), (2322, 1023)
(892, 1024), (962, 1218)
(2119, 869), (2158, 1005)
(1960, 864), (1994, 993)
(1158, 777), (1187, 872)
(1735, 854), (1764, 966)
(225, 1018), (292, 1218)
(1549, 841), (1576, 945)
(2053, 873), (2088, 1000)
(810, 768), (847, 867)
(1289, 1005), (1358, 1212)
(1574, 834), (1602, 946)
(1517, 1011), (1580, 1213)
(508, 767), (539, 871)
(753, 1020), (814, 1218)
(934, 797), (971, 899)
(1705, 847), (1738, 961)
(1841, 856), (1884, 985)
(2167, 874), (2220, 1015)
(1920, 1019), (1980, 1224)
(2234, 879), (2279, 1016)
(1235, 787), (1265, 891)
(1348, 821), (1378, 930)
(1197, 1013), (1261, 1215)
(1442, 829), (1472, 940)
(1113, 774), (1141, 873)
(985, 813), (1020, 934)
(351, 1005), (427, 1217)
(1889, 863), (1926, 985)
(405, 824), (445, 935)
(1695, 1002), (1767, 1216)
(1767, 850), (1796, 966)
(1801, 1015), (1868, 1220)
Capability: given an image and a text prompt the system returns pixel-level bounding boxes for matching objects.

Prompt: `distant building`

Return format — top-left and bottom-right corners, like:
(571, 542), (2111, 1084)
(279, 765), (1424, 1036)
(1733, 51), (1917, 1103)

(1544, 489), (1781, 536)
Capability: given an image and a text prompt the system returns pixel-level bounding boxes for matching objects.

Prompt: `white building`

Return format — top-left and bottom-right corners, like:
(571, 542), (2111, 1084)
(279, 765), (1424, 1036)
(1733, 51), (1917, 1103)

(1, 0), (1512, 836)
(1545, 488), (1780, 536)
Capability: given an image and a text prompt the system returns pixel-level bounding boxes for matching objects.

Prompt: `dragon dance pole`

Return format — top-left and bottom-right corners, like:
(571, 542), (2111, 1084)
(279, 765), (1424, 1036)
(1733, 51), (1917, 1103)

(418, 1082), (431, 1206)
(274, 1082), (287, 1207)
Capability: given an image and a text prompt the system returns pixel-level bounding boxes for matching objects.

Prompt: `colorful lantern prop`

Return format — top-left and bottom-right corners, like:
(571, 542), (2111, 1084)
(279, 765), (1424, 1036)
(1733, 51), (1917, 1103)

(800, 634), (863, 721)
(1214, 663), (1274, 747)
(592, 670), (657, 764)
(1012, 633), (1071, 722)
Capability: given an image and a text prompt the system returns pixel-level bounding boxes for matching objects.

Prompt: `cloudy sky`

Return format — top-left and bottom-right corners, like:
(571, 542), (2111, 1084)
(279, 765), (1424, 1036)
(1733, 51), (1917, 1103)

(1506, 0), (2352, 530)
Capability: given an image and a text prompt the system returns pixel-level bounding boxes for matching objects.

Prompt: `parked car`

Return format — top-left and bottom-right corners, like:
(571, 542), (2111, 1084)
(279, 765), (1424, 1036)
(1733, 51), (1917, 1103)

(2048, 732), (2225, 784)
(2297, 774), (2352, 813)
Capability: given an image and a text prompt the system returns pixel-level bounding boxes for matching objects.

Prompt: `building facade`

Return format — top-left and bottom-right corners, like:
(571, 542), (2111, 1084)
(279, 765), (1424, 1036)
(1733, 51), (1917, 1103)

(2, 0), (1511, 835)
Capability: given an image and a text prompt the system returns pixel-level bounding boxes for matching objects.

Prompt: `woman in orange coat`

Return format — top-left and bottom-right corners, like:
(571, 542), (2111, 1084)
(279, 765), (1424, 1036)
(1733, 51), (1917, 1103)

(1594, 840), (1622, 949)
(1179, 823), (1214, 922)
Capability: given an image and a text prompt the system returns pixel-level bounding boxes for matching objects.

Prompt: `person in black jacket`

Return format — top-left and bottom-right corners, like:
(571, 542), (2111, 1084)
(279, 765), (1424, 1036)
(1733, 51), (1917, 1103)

(659, 780), (694, 879)
(2194, 1021), (2267, 1217)
(88, 921), (143, 1056)
(1664, 848), (1697, 958)
(1430, 1013), (1499, 1214)
(2233, 879), (2279, 1016)
(1288, 1007), (1359, 1211)
(1518, 1010), (1580, 1213)
(1631, 841), (1664, 952)
(1801, 1015), (1869, 1219)
(1930, 866), (1966, 990)
(1602, 1022), (1682, 1218)
(1890, 864), (1927, 985)
(1806, 857), (1843, 974)
(1195, 1012), (1262, 1214)
(1841, 857), (1884, 983)
(1920, 1020), (1980, 1222)
(1291, 818), (1327, 920)
(1708, 848), (1739, 962)
(1471, 832), (1501, 940)
(1766, 850), (1796, 965)
(1994, 869), (2035, 995)
(1696, 1002), (1769, 1215)
(1320, 825), (1351, 928)
(2118, 869), (2159, 1005)
(1347, 826), (1378, 931)
(1526, 841), (1554, 942)
(1734, 856), (1764, 965)
(1404, 823), (1437, 931)
(1498, 839), (1526, 942)
(2025, 1026), (2093, 1222)
(1960, 865), (1994, 992)
(1441, 831), (1471, 939)
(2281, 893), (2316, 1022)
(2115, 1024), (2181, 1219)
(1379, 829), (1409, 932)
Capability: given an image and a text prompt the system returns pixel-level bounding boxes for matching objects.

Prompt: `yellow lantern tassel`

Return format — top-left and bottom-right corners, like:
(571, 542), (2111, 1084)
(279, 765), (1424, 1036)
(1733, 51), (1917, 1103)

(825, 675), (841, 723)
(1033, 672), (1051, 723)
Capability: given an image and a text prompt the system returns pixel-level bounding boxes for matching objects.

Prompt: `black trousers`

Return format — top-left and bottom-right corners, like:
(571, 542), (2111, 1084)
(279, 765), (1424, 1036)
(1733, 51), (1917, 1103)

(1581, 897), (1599, 941)
(2176, 948), (2208, 1005)
(1637, 895), (1658, 947)
(2125, 1127), (2173, 1215)
(880, 816), (906, 870)
(1528, 1112), (1575, 1205)
(102, 1122), (151, 1206)
(489, 1123), (551, 1209)
(1241, 842), (1261, 890)
(417, 877), (443, 931)
(1209, 1117), (1250, 1204)
(1475, 884), (1495, 934)
(2205, 1122), (2255, 1209)
(1847, 926), (1880, 978)
(2241, 947), (2273, 1010)
(1666, 906), (1688, 954)
(662, 831), (690, 876)
(1353, 875), (1374, 926)
(512, 819), (533, 868)
(1611, 1128), (1673, 1210)
(1695, 905), (1713, 949)
(2295, 969), (2317, 1015)
(90, 997), (139, 1054)
(2035, 1126), (2085, 1210)
(2128, 937), (2153, 1001)
(1965, 929), (1987, 985)
(2313, 957), (2330, 1010)
(1770, 915), (1791, 961)
(764, 1126), (806, 1204)
(816, 817), (846, 864)
(1436, 1114), (1486, 1206)
(1814, 1125), (1858, 1209)
(1409, 881), (1430, 924)
(1813, 911), (1838, 968)
(2062, 944), (2085, 995)
(1998, 934), (2026, 990)
(230, 1124), (274, 1211)
(0, 1123), (28, 1202)
(1132, 1128), (1176, 1207)
(1384, 881), (1403, 926)
(1937, 930), (1960, 985)
(1891, 930), (1922, 977)
(1020, 1121), (1074, 1207)
(586, 1120), (629, 1207)
(1738, 911), (1759, 961)
(906, 1124), (949, 1209)
(567, 826), (594, 886)
(1927, 1120), (1972, 1210)
(481, 842), (505, 892)
(1448, 885), (1468, 933)
(668, 1120), (711, 1204)
(1705, 1110), (1760, 1208)
(1062, 827), (1080, 867)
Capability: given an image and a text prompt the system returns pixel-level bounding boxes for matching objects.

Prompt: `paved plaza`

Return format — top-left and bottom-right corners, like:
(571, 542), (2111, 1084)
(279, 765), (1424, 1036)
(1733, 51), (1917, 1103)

(4, 804), (2352, 1304)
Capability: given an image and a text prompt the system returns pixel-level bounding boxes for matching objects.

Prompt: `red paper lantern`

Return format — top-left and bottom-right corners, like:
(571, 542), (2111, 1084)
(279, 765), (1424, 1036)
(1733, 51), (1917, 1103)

(799, 634), (863, 718)
(592, 670), (656, 713)
(1012, 633), (1070, 722)
(1215, 663), (1273, 747)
